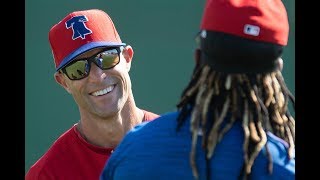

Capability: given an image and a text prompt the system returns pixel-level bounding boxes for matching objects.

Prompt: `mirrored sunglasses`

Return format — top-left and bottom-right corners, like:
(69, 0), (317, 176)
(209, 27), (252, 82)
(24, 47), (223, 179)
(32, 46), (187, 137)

(61, 46), (124, 80)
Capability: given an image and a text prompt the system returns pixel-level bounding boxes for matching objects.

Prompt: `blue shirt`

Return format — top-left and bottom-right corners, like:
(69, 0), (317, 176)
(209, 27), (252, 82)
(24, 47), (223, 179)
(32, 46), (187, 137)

(100, 111), (295, 180)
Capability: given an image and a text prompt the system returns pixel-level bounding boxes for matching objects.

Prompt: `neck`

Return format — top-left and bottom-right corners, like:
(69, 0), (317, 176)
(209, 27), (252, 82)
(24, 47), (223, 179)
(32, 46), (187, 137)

(77, 99), (145, 148)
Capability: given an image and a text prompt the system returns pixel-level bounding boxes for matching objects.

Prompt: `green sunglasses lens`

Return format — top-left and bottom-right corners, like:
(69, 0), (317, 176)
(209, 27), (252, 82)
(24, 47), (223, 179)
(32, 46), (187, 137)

(65, 60), (89, 80)
(96, 49), (120, 69)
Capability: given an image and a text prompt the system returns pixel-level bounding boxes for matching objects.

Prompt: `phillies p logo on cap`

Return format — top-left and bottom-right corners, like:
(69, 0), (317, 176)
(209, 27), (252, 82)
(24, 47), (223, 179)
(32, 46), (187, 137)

(66, 15), (93, 40)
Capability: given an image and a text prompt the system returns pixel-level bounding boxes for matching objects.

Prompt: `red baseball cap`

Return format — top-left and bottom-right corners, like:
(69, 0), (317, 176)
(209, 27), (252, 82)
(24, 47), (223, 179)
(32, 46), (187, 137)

(200, 0), (289, 46)
(49, 9), (126, 71)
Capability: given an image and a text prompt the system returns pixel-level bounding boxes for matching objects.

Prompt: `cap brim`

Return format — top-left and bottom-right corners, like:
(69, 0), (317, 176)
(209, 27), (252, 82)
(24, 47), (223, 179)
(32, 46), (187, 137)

(56, 41), (126, 71)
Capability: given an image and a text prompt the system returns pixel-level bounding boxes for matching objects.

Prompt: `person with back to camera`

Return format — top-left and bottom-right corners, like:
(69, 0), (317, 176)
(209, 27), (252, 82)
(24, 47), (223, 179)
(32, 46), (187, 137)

(25, 9), (159, 180)
(100, 0), (295, 179)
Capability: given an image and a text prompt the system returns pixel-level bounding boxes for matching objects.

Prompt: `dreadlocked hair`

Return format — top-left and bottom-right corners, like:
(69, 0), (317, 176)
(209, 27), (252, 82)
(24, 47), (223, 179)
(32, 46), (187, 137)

(176, 64), (295, 180)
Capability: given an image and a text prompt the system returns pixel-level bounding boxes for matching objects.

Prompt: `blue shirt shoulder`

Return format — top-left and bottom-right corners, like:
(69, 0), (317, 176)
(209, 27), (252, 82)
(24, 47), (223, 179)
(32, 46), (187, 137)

(100, 111), (295, 180)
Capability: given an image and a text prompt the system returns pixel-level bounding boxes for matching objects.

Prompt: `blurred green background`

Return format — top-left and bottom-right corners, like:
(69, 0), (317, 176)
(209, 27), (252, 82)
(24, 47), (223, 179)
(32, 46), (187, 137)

(25, 0), (295, 173)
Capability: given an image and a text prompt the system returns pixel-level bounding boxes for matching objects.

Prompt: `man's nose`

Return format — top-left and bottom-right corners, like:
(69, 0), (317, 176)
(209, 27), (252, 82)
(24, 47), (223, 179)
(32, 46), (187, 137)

(88, 63), (107, 81)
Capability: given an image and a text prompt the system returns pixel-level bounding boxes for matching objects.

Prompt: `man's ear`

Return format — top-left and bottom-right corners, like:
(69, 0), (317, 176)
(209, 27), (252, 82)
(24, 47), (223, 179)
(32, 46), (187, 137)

(194, 48), (201, 65)
(54, 72), (72, 94)
(122, 45), (134, 71)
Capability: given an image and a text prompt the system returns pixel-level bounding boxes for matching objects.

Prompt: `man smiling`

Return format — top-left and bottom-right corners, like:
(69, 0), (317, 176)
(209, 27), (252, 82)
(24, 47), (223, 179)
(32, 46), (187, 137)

(25, 9), (159, 180)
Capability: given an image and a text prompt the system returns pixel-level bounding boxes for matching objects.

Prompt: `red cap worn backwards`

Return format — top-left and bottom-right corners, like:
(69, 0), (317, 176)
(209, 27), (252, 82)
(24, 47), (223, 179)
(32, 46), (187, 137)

(49, 9), (126, 71)
(200, 0), (289, 46)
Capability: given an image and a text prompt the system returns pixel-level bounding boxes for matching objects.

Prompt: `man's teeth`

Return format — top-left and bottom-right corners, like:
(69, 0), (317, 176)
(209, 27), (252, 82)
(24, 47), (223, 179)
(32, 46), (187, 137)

(92, 85), (114, 96)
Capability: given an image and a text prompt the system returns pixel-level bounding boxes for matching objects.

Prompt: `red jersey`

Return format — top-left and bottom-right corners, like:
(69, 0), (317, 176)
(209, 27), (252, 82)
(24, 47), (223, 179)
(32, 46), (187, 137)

(25, 110), (159, 180)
